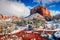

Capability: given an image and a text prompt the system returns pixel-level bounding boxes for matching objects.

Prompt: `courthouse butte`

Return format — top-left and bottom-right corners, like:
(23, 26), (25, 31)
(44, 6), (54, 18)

(30, 5), (51, 17)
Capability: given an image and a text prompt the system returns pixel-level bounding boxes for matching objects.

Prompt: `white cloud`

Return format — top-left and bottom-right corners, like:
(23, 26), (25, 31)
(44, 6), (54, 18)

(33, 0), (60, 6)
(27, 6), (34, 9)
(0, 0), (30, 17)
(50, 10), (60, 16)
(49, 5), (56, 8)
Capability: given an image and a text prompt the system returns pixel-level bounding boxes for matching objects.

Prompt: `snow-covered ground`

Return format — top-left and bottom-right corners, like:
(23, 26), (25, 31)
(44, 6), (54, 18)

(11, 20), (60, 38)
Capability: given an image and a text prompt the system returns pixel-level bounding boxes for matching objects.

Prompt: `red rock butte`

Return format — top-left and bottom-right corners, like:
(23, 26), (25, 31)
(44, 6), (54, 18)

(0, 14), (18, 20)
(30, 6), (51, 17)
(0, 14), (9, 20)
(12, 16), (18, 21)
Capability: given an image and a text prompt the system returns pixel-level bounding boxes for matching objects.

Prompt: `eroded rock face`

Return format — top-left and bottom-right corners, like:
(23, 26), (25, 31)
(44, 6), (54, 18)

(0, 14), (9, 20)
(30, 6), (51, 17)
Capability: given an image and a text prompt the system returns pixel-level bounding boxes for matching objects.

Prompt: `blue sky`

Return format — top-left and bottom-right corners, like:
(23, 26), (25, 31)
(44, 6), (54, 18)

(11, 0), (60, 16)
(46, 2), (60, 11)
(0, 0), (60, 17)
(13, 0), (60, 11)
